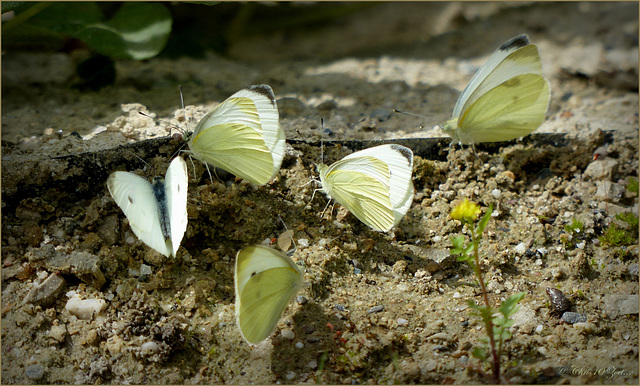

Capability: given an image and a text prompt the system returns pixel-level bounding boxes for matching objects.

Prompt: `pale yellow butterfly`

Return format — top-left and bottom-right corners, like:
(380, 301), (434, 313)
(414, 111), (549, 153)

(437, 34), (550, 145)
(235, 245), (304, 344)
(186, 84), (285, 185)
(316, 144), (414, 232)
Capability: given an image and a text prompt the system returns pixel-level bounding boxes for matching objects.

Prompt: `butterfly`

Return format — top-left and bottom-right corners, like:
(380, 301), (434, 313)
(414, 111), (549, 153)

(107, 156), (188, 257)
(437, 34), (550, 145)
(235, 245), (304, 344)
(316, 144), (414, 232)
(185, 84), (286, 185)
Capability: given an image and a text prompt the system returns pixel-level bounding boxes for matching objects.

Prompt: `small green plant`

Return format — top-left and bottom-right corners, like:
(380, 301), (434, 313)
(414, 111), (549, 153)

(561, 218), (584, 249)
(599, 211), (639, 247)
(449, 199), (525, 384)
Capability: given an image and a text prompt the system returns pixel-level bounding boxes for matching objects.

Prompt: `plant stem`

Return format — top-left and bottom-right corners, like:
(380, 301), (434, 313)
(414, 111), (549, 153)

(471, 224), (500, 383)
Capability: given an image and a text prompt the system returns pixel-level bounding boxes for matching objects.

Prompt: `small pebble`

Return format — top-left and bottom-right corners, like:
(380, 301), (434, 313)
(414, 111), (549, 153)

(285, 371), (296, 380)
(546, 288), (570, 313)
(139, 264), (152, 281)
(295, 342), (304, 349)
(298, 239), (309, 248)
(354, 268), (362, 275)
(514, 243), (527, 255)
(397, 318), (408, 326)
(281, 329), (295, 340)
(306, 359), (318, 369)
(296, 295), (308, 305)
(453, 292), (462, 299)
(491, 189), (502, 199)
(141, 341), (160, 355)
(367, 305), (384, 314)
(25, 364), (44, 380)
(535, 325), (544, 333)
(562, 311), (587, 324)
(335, 304), (346, 312)
(65, 294), (106, 320)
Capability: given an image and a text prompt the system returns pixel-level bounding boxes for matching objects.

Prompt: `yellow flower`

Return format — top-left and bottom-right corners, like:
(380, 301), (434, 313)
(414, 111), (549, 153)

(451, 199), (481, 221)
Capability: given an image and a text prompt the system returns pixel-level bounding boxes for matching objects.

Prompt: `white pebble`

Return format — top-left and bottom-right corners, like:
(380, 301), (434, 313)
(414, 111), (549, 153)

(141, 341), (160, 355)
(295, 342), (304, 349)
(281, 329), (295, 340)
(514, 243), (526, 255)
(285, 371), (296, 380)
(397, 318), (408, 326)
(491, 189), (502, 199)
(65, 295), (106, 320)
(306, 359), (318, 369)
(535, 325), (544, 333)
(298, 238), (309, 248)
(453, 292), (462, 299)
(433, 235), (442, 242)
(576, 242), (586, 249)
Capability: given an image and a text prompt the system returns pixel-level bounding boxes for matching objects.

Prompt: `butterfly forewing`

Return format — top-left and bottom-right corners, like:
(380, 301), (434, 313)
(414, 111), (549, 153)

(459, 44), (544, 119)
(459, 73), (550, 143)
(452, 34), (532, 119)
(164, 156), (189, 257)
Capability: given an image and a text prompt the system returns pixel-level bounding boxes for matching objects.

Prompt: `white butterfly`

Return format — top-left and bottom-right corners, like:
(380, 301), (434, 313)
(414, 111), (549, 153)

(235, 245), (304, 344)
(185, 84), (285, 186)
(437, 34), (550, 145)
(316, 144), (414, 232)
(107, 156), (188, 257)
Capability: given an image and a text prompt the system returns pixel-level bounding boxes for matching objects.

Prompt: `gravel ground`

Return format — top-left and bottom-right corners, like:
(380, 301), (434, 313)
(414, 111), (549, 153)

(2, 2), (638, 384)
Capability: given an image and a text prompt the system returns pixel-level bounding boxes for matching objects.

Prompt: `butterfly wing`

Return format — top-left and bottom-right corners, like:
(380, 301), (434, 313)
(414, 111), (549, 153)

(341, 144), (414, 225)
(107, 171), (171, 257)
(164, 156), (189, 257)
(443, 35), (550, 144)
(452, 35), (535, 118)
(457, 73), (550, 143)
(235, 246), (303, 344)
(320, 154), (395, 232)
(188, 85), (285, 185)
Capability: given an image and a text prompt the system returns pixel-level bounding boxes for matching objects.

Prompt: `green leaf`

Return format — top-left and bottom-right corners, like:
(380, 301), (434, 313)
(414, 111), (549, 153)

(475, 204), (493, 235)
(472, 346), (488, 360)
(72, 3), (172, 60)
(499, 292), (525, 318)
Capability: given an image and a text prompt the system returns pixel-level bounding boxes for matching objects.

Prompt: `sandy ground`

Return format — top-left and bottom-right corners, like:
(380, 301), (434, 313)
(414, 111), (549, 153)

(2, 2), (638, 384)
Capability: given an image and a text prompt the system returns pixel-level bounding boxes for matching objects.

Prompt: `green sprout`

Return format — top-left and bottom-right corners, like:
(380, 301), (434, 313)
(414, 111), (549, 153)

(449, 199), (525, 384)
(599, 211), (639, 248)
(561, 218), (584, 249)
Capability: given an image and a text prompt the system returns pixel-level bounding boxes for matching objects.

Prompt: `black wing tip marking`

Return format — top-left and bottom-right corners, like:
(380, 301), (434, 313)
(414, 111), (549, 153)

(500, 35), (530, 52)
(390, 144), (414, 165)
(248, 84), (276, 106)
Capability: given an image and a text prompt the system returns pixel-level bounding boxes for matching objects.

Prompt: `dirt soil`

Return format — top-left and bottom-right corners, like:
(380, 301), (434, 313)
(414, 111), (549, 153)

(1, 2), (638, 384)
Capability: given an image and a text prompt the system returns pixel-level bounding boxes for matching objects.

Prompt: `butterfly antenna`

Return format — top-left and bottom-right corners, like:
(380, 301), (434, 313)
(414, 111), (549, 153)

(179, 85), (185, 110)
(320, 118), (325, 164)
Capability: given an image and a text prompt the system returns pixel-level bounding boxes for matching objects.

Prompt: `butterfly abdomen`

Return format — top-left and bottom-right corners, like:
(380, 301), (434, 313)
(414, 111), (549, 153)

(152, 178), (171, 240)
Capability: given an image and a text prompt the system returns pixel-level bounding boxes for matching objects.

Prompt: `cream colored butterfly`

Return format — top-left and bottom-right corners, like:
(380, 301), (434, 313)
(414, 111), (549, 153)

(185, 84), (285, 186)
(107, 156), (188, 257)
(437, 34), (550, 145)
(316, 144), (414, 232)
(235, 245), (304, 344)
